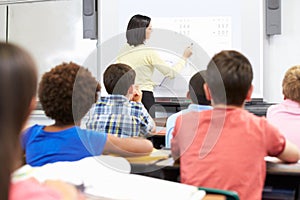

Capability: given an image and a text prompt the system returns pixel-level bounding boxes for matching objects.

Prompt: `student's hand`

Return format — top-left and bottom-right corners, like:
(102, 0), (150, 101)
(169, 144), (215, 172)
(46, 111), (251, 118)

(182, 45), (193, 60)
(131, 85), (142, 103)
(44, 180), (85, 200)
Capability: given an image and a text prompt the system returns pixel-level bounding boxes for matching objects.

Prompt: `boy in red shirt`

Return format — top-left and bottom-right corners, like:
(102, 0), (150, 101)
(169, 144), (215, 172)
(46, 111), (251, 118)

(171, 50), (299, 200)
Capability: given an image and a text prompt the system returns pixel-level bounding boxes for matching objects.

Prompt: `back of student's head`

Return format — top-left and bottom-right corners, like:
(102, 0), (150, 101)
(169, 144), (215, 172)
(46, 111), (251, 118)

(189, 71), (210, 105)
(126, 14), (151, 46)
(206, 50), (253, 106)
(0, 42), (37, 200)
(39, 62), (100, 125)
(282, 65), (300, 103)
(104, 63), (136, 96)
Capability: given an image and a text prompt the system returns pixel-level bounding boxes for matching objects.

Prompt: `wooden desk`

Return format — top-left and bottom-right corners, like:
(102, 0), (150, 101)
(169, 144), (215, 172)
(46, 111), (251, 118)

(127, 150), (300, 200)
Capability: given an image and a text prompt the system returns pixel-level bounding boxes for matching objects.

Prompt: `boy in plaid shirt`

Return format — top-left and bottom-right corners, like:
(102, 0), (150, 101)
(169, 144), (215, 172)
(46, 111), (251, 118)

(85, 63), (156, 138)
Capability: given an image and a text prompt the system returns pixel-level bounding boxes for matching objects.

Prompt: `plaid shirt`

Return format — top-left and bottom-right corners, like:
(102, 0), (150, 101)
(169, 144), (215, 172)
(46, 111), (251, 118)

(85, 95), (154, 138)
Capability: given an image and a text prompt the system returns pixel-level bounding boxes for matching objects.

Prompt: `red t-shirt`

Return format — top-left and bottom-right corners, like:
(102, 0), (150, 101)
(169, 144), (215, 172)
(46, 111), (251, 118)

(171, 108), (285, 200)
(9, 178), (61, 200)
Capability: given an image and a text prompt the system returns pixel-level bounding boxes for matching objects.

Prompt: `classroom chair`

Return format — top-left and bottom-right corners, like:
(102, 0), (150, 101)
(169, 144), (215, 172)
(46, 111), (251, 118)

(198, 187), (240, 200)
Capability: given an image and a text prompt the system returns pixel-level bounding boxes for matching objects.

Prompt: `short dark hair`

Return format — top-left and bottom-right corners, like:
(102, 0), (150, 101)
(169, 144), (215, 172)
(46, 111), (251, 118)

(189, 71), (210, 105)
(126, 14), (151, 46)
(206, 50), (253, 106)
(104, 63), (136, 95)
(39, 62), (100, 124)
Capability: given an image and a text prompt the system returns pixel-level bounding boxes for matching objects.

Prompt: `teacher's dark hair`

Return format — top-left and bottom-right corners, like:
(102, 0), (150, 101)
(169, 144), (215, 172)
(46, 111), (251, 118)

(0, 42), (37, 200)
(126, 14), (151, 46)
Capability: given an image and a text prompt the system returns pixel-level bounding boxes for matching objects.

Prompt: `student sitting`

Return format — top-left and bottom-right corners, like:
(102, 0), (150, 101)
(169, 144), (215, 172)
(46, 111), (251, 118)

(0, 42), (82, 200)
(171, 50), (299, 200)
(165, 70), (212, 148)
(22, 62), (153, 167)
(267, 65), (300, 149)
(85, 63), (156, 138)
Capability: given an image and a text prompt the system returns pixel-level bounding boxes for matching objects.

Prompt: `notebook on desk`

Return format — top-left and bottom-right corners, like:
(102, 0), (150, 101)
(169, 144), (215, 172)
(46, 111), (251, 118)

(124, 149), (171, 165)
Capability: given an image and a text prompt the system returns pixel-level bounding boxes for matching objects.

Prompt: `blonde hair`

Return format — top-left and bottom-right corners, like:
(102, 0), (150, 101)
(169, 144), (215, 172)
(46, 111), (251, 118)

(282, 65), (300, 103)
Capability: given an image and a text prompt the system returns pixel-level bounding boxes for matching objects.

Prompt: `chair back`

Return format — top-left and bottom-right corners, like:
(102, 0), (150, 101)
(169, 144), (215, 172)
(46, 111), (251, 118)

(198, 187), (240, 200)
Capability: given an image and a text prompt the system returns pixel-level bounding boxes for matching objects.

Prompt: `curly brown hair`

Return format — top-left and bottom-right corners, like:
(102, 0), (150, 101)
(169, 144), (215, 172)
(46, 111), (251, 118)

(38, 62), (100, 125)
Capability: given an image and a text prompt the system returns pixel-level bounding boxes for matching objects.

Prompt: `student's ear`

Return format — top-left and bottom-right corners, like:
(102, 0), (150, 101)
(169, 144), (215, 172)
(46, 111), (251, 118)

(203, 83), (212, 101)
(29, 97), (37, 113)
(22, 97), (37, 130)
(245, 85), (254, 101)
(186, 91), (190, 99)
(127, 85), (134, 95)
(126, 85), (135, 100)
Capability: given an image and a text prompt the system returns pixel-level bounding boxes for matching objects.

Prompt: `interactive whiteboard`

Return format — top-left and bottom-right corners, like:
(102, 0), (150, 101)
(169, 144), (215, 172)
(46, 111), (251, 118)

(99, 0), (263, 98)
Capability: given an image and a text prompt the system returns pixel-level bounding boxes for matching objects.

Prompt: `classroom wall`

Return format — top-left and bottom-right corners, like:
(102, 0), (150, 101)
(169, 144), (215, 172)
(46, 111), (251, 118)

(0, 6), (6, 41)
(1, 0), (97, 82)
(263, 0), (300, 103)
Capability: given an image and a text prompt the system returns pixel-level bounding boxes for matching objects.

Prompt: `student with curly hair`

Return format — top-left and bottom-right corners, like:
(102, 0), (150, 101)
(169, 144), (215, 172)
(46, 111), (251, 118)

(0, 42), (82, 200)
(267, 65), (300, 149)
(22, 62), (153, 167)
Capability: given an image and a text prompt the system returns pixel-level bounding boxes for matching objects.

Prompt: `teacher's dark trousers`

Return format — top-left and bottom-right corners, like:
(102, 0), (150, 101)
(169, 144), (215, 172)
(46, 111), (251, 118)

(141, 90), (155, 118)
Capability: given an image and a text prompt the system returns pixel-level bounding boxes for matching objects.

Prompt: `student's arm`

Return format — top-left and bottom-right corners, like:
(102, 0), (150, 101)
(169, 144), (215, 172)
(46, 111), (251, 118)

(139, 104), (156, 135)
(276, 140), (299, 163)
(265, 120), (299, 163)
(44, 180), (84, 200)
(103, 135), (153, 157)
(148, 117), (156, 134)
(130, 86), (156, 134)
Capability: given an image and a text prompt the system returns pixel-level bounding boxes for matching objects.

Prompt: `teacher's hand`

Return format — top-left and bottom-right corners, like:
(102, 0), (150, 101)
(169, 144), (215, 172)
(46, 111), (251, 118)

(182, 45), (193, 60)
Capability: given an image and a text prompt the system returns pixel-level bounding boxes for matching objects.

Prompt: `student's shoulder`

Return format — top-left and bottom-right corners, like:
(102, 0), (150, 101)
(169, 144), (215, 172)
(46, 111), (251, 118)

(175, 109), (211, 124)
(77, 128), (108, 142)
(22, 125), (46, 145)
(241, 109), (273, 129)
(129, 101), (145, 109)
(266, 103), (281, 113)
(167, 111), (182, 123)
(77, 127), (105, 135)
(183, 109), (211, 117)
(23, 124), (44, 134)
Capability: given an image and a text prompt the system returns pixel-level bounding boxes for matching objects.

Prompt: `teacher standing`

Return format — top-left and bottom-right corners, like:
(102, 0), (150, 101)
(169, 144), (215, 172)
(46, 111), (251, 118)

(117, 14), (193, 117)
